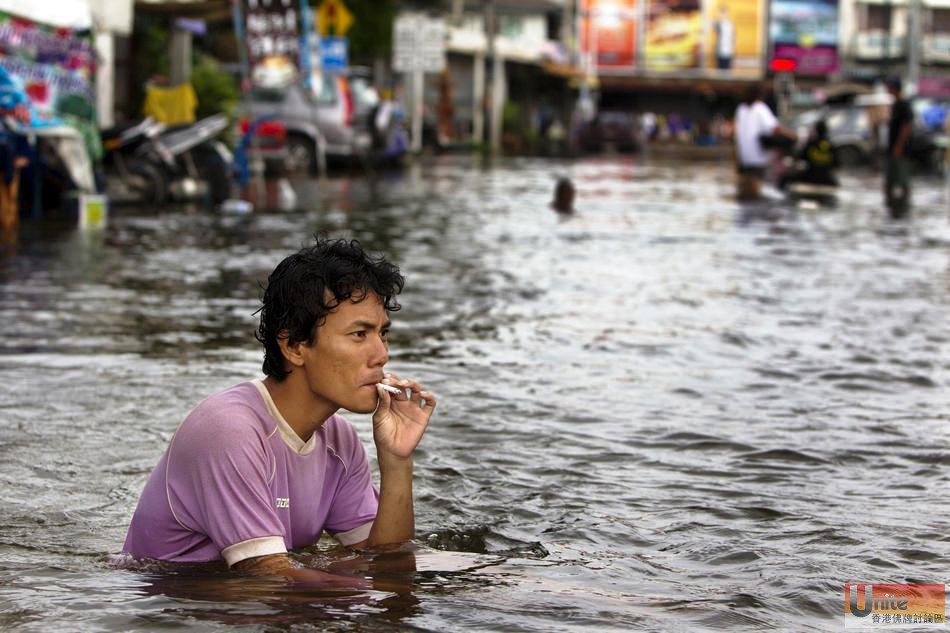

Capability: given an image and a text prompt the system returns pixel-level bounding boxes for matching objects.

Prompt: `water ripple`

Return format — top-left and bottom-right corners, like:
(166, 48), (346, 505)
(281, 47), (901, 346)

(0, 157), (948, 631)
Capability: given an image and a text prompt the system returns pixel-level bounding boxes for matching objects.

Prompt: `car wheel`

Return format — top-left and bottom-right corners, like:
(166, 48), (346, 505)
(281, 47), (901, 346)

(286, 136), (316, 175)
(835, 145), (864, 167)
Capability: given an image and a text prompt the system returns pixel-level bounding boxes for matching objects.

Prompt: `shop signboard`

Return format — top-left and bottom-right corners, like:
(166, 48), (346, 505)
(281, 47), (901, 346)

(579, 0), (638, 69)
(918, 77), (950, 99)
(0, 10), (96, 129)
(644, 0), (702, 70)
(393, 13), (445, 73)
(767, 0), (839, 75)
(241, 0), (304, 87)
(704, 0), (765, 75)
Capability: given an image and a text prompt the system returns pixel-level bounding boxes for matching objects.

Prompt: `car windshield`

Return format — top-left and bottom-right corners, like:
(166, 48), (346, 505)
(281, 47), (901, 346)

(308, 73), (337, 106)
(248, 74), (337, 107)
(250, 74), (336, 105)
(248, 87), (285, 103)
(793, 109), (825, 129)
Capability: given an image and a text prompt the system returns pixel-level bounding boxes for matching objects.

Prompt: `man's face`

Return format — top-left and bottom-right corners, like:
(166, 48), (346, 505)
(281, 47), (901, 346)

(298, 291), (391, 415)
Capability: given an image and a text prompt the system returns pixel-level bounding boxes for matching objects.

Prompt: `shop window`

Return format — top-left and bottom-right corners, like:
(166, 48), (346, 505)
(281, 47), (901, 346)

(861, 4), (892, 31)
(931, 8), (950, 32)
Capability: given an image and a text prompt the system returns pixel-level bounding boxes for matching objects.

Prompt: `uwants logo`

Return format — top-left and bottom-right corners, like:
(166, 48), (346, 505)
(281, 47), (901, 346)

(845, 584), (946, 627)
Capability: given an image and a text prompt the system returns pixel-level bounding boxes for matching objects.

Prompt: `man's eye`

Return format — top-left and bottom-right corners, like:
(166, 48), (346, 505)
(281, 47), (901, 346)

(352, 331), (367, 339)
(381, 329), (390, 339)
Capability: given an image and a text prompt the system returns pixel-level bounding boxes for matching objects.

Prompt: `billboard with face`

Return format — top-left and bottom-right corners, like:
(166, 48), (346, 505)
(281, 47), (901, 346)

(579, 0), (638, 68)
(704, 0), (765, 75)
(768, 0), (839, 75)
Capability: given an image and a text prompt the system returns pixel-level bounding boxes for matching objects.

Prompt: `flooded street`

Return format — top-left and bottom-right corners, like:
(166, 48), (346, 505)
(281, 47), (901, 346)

(1, 155), (948, 632)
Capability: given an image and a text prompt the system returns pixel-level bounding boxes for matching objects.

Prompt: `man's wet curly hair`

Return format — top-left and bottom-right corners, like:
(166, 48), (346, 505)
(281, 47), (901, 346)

(256, 237), (404, 381)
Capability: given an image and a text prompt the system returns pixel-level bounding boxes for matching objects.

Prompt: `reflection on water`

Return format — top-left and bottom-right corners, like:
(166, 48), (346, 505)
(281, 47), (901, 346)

(108, 547), (497, 630)
(0, 156), (948, 632)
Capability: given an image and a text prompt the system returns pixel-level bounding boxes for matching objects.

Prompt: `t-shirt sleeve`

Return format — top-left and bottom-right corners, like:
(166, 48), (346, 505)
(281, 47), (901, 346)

(323, 420), (379, 545)
(166, 410), (287, 566)
(757, 103), (779, 134)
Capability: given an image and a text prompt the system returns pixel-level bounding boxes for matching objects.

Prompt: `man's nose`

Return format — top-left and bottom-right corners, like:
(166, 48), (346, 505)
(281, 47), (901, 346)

(371, 335), (389, 367)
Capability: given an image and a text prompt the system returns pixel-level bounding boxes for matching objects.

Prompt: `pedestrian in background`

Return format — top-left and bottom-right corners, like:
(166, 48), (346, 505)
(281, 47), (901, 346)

(733, 84), (795, 200)
(778, 119), (838, 190)
(884, 77), (913, 218)
(0, 69), (31, 235)
(865, 82), (891, 171)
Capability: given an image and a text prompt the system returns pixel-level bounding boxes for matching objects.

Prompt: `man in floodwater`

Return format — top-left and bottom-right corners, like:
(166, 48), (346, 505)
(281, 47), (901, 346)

(123, 237), (436, 585)
(551, 177), (575, 214)
(884, 76), (913, 217)
(733, 84), (795, 200)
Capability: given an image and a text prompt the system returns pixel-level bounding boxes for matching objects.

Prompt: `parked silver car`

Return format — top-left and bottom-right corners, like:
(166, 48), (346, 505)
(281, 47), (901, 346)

(793, 105), (874, 166)
(242, 72), (368, 173)
(793, 99), (948, 170)
(242, 68), (405, 174)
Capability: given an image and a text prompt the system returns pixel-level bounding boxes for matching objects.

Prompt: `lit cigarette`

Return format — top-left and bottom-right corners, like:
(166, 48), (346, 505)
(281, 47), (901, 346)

(376, 383), (403, 395)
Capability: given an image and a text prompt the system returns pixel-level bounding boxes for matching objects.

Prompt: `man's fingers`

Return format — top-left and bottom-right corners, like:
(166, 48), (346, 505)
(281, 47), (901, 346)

(400, 380), (434, 409)
(415, 389), (436, 410)
(381, 374), (436, 409)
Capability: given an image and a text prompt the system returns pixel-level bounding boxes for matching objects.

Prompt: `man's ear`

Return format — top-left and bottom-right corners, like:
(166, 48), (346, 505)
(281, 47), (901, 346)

(277, 331), (305, 368)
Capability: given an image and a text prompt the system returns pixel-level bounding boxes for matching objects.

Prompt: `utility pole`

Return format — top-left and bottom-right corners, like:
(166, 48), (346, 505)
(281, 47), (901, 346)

(169, 25), (192, 86)
(490, 29), (505, 153)
(484, 0), (503, 153)
(907, 0), (922, 93)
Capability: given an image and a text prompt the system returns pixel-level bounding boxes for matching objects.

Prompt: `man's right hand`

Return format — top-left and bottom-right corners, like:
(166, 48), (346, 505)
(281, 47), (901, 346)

(233, 553), (371, 589)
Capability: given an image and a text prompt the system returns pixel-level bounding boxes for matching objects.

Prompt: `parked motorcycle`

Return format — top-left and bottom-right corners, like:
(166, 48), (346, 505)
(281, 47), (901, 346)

(100, 117), (169, 205)
(101, 114), (232, 206)
(158, 114), (232, 205)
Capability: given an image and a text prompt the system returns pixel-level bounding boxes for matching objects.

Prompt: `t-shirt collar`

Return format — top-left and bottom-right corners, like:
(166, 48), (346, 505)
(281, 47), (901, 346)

(252, 379), (318, 455)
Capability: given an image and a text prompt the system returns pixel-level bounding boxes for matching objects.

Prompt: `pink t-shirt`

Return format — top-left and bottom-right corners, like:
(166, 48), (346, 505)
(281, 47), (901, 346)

(123, 380), (378, 566)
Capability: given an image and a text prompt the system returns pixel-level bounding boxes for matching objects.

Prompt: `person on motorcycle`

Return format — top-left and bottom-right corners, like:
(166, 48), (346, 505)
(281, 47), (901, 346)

(779, 119), (838, 190)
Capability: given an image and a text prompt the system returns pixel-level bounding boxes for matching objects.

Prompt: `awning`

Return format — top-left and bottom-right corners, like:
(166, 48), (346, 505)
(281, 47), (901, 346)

(854, 0), (908, 6)
(134, 0), (230, 19)
(0, 0), (92, 28)
(89, 0), (134, 35)
(0, 0), (135, 35)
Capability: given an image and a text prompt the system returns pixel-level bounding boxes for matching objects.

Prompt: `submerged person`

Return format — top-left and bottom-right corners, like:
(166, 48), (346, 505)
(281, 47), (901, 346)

(733, 84), (795, 200)
(551, 177), (575, 214)
(123, 237), (437, 585)
(779, 119), (838, 190)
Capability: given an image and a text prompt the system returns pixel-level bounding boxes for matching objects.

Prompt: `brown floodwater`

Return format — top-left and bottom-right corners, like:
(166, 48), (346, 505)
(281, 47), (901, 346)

(0, 155), (948, 632)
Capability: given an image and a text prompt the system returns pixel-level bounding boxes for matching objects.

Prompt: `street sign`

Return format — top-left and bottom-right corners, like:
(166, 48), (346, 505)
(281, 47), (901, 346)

(317, 0), (353, 38)
(320, 36), (348, 71)
(393, 13), (445, 73)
